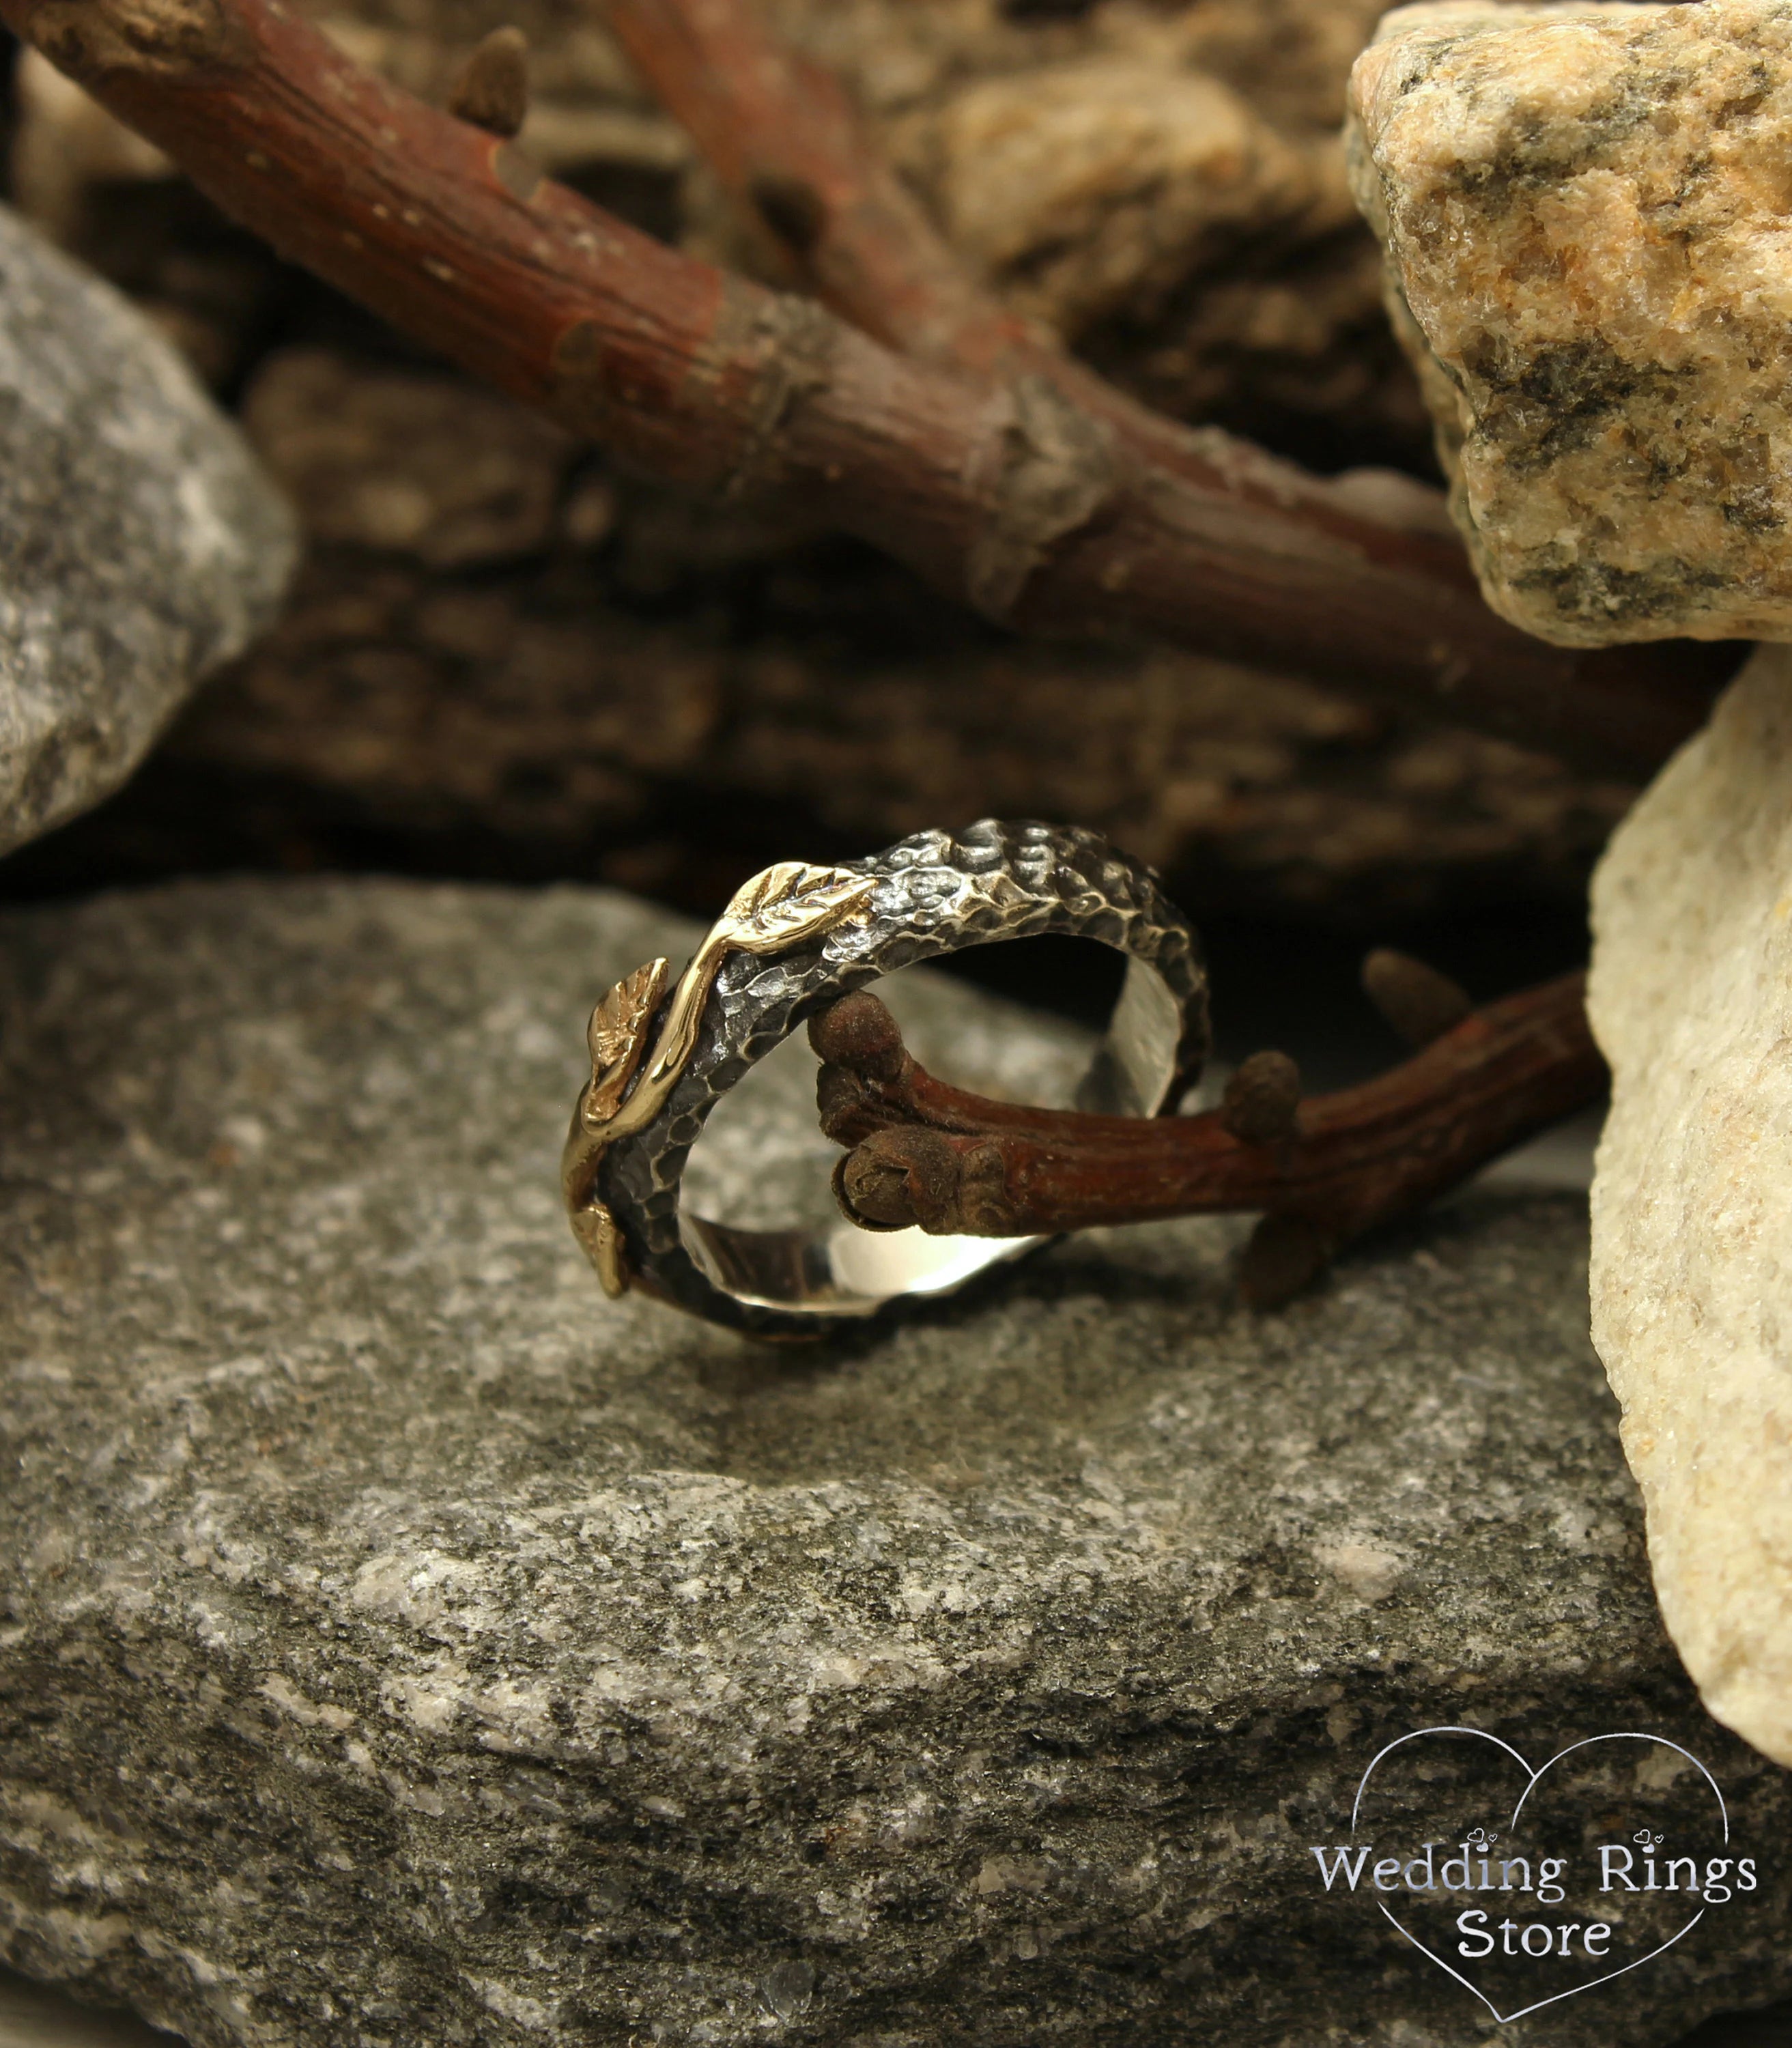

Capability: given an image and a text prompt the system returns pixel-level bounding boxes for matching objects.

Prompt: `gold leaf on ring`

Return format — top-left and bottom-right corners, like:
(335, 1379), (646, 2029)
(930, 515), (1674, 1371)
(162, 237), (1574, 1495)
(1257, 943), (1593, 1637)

(583, 955), (670, 1125)
(714, 862), (879, 953)
(570, 1199), (631, 1298)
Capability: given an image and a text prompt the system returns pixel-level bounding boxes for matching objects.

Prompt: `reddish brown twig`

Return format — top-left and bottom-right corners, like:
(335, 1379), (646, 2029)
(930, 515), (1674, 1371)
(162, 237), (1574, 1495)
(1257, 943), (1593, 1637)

(0, 0), (1730, 775)
(606, 0), (1384, 485)
(605, 0), (1025, 373)
(810, 971), (1601, 1305)
(602, 0), (1736, 772)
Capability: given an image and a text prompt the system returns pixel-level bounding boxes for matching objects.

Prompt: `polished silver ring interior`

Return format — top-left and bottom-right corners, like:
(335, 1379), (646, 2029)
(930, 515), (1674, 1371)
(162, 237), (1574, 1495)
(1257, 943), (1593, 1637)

(562, 820), (1208, 1339)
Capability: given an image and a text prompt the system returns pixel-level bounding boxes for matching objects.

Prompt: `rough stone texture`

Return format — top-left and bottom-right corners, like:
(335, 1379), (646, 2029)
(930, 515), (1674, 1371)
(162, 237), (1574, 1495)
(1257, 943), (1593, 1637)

(3, 877), (1789, 2047)
(879, 48), (1350, 347)
(0, 205), (295, 859)
(1348, 0), (1792, 648)
(1589, 642), (1792, 1771)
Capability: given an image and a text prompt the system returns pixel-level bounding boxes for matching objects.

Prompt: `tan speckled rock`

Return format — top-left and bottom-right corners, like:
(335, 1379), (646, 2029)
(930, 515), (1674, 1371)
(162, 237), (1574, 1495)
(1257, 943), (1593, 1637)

(1348, 0), (1792, 647)
(1589, 643), (1792, 1767)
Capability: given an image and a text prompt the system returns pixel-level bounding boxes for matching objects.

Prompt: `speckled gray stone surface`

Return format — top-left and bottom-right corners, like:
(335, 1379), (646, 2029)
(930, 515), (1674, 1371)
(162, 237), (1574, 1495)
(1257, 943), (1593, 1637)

(0, 205), (294, 856)
(1, 879), (1787, 2047)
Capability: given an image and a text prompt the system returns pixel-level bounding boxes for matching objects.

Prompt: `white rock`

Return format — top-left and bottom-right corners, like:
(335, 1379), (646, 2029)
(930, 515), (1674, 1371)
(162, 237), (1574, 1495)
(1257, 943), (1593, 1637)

(1589, 643), (1792, 1765)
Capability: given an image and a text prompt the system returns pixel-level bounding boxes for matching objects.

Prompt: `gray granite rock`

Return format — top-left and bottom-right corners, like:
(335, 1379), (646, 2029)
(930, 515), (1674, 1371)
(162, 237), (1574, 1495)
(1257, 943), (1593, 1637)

(1, 879), (1788, 2047)
(0, 205), (294, 857)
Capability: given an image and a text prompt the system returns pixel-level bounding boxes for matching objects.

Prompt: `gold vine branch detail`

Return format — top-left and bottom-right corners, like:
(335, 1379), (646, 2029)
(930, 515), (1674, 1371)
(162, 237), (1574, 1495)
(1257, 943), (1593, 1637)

(611, 862), (882, 1141)
(563, 862), (881, 1296)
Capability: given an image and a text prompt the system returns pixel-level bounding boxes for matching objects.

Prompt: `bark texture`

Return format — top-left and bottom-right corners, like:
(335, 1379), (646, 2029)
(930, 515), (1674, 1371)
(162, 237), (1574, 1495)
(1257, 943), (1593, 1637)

(132, 340), (1638, 924)
(0, 0), (1711, 917)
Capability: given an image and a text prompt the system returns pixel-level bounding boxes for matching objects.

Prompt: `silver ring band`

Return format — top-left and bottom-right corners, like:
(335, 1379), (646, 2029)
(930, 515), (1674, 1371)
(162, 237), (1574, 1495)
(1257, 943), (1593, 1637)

(563, 819), (1207, 1339)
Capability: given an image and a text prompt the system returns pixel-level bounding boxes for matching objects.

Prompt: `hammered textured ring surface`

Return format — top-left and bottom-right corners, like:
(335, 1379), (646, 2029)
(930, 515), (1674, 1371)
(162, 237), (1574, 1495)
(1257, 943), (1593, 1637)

(562, 820), (1208, 1339)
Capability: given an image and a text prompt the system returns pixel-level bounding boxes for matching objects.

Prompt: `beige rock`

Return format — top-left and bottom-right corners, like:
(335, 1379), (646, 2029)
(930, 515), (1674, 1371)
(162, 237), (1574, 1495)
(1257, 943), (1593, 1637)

(892, 57), (1353, 341)
(1348, 0), (1792, 647)
(1589, 643), (1792, 1766)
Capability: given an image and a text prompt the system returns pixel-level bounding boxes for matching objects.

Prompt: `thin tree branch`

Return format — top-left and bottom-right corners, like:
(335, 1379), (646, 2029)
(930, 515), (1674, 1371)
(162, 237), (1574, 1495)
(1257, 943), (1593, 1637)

(0, 0), (1731, 776)
(603, 0), (1059, 377)
(606, 0), (1397, 484)
(601, 0), (1739, 772)
(810, 971), (1601, 1305)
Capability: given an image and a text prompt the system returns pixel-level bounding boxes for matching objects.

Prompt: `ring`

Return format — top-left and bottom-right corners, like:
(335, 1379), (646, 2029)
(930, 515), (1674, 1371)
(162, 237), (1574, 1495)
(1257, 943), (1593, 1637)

(563, 819), (1207, 1339)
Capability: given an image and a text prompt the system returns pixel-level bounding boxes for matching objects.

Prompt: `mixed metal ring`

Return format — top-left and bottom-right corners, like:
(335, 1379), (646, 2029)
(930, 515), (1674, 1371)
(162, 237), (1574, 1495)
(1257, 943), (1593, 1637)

(562, 819), (1208, 1339)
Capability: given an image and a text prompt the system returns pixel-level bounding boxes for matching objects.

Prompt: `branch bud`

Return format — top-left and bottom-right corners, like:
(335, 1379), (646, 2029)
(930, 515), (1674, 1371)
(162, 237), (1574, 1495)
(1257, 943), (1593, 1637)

(1220, 1051), (1303, 1145)
(1363, 948), (1473, 1049)
(449, 26), (528, 139)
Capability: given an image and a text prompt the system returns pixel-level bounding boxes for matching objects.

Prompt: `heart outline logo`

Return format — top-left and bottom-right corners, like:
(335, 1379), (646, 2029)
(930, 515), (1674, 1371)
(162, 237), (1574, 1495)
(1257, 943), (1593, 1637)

(1351, 1726), (1729, 2025)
